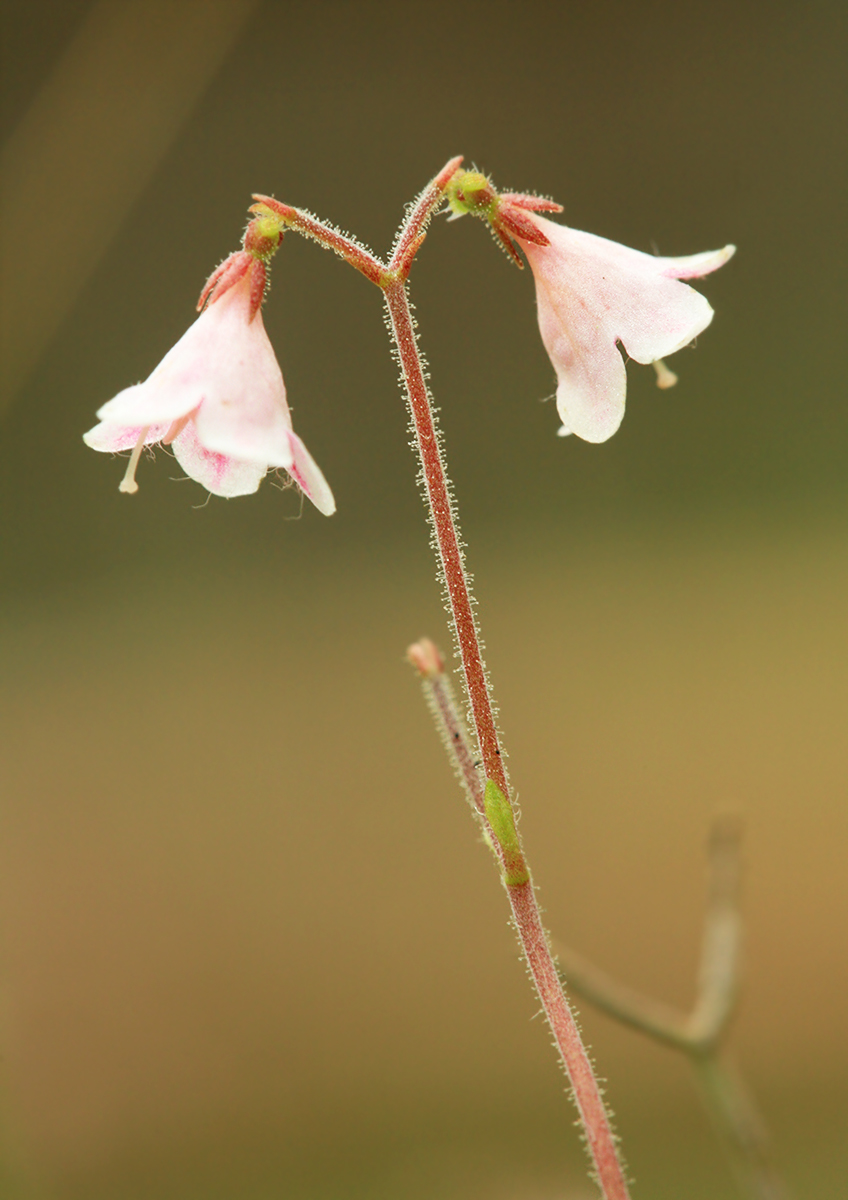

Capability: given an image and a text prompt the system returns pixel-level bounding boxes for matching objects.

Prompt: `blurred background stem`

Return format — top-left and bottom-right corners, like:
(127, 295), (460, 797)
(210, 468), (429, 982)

(557, 818), (787, 1200)
(412, 644), (788, 1200)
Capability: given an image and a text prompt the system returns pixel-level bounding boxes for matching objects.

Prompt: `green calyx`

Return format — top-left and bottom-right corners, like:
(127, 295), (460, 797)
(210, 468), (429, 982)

(446, 170), (499, 221)
(484, 780), (529, 886)
(243, 213), (285, 262)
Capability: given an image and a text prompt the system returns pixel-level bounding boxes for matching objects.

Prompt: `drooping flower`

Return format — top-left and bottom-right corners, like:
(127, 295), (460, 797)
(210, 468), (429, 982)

(83, 223), (335, 514)
(516, 214), (735, 443)
(445, 170), (734, 443)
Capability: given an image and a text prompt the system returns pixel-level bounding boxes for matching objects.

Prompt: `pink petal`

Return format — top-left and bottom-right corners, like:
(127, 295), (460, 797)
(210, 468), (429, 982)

(184, 283), (296, 466)
(83, 420), (169, 452)
(95, 277), (295, 447)
(287, 431), (336, 516)
(521, 218), (732, 442)
(170, 421), (267, 498)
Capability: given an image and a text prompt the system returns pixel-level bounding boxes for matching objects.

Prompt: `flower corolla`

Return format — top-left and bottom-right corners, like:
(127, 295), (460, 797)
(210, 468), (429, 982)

(516, 214), (735, 442)
(83, 251), (335, 514)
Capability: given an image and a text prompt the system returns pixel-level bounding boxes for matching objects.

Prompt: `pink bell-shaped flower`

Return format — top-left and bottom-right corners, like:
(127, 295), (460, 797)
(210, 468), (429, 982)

(517, 215), (735, 442)
(83, 246), (335, 515)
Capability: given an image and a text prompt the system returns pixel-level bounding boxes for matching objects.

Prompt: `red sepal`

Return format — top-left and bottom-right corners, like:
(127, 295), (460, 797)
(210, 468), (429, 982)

(247, 259), (267, 321)
(499, 192), (563, 213)
(490, 223), (524, 268)
(197, 251), (251, 311)
(499, 205), (550, 246)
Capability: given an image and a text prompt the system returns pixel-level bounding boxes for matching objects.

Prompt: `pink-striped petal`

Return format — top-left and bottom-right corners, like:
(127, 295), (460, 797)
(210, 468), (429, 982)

(83, 420), (170, 452)
(171, 422), (267, 498)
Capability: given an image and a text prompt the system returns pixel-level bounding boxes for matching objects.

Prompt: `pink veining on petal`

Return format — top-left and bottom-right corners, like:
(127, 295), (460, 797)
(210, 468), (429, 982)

(170, 420), (267, 498)
(83, 420), (171, 453)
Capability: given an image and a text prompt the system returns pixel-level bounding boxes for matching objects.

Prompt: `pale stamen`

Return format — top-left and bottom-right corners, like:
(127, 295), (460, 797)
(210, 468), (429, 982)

(653, 359), (679, 389)
(119, 426), (151, 494)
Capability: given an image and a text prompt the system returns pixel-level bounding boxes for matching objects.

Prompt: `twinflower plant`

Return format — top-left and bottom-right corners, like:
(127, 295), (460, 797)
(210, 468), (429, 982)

(85, 159), (747, 1200)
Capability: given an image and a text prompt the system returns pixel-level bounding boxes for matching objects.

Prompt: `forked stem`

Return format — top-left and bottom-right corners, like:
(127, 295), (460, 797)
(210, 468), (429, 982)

(278, 160), (631, 1200)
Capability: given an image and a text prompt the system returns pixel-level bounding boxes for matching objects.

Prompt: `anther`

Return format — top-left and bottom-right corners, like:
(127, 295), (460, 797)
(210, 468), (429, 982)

(119, 426), (150, 494)
(652, 359), (678, 389)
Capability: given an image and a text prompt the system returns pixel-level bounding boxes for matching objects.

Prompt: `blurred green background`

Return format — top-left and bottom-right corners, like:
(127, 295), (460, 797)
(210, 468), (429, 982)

(1, 0), (846, 1197)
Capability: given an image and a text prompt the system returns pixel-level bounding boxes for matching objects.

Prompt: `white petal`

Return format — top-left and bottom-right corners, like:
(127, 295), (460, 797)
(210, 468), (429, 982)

(96, 278), (295, 441)
(554, 332), (627, 443)
(520, 218), (731, 440)
(286, 431), (336, 515)
(193, 389), (295, 468)
(657, 244), (736, 280)
(614, 276), (715, 364)
(171, 422), (267, 498)
(95, 382), (198, 428)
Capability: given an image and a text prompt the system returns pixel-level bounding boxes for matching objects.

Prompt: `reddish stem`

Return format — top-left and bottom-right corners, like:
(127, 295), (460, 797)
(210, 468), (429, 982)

(384, 279), (509, 798)
(510, 882), (630, 1200)
(251, 194), (386, 285)
(390, 154), (464, 274)
(407, 638), (486, 818)
(386, 279), (630, 1200)
(275, 159), (631, 1200)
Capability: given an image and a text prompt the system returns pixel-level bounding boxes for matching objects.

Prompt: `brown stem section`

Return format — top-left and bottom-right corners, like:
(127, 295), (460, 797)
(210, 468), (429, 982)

(407, 638), (485, 818)
(251, 194), (386, 284)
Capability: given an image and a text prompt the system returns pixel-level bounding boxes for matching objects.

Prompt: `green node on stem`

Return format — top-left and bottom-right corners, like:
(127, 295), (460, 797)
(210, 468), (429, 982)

(484, 780), (529, 886)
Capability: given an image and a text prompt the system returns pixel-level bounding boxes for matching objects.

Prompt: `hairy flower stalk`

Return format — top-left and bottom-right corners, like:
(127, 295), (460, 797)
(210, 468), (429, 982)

(392, 261), (628, 1189)
(255, 160), (632, 1199)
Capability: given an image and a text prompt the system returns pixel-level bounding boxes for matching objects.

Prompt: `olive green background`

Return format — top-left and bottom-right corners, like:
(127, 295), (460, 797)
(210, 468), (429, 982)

(1, 1), (845, 1197)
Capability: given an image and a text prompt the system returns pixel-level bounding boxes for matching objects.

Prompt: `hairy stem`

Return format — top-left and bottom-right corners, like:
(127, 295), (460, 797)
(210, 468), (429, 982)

(281, 159), (631, 1200)
(387, 262), (630, 1198)
(390, 155), (464, 275)
(384, 279), (509, 798)
(406, 638), (485, 817)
